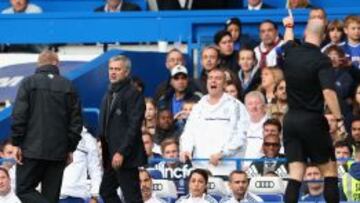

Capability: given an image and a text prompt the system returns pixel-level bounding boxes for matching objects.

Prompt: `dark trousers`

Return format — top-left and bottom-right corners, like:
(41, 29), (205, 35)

(100, 167), (143, 203)
(16, 157), (66, 203)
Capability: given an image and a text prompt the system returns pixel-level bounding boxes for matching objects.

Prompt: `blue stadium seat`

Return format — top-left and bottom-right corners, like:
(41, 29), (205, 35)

(210, 194), (223, 202)
(147, 168), (163, 179)
(257, 194), (283, 202)
(161, 197), (177, 203)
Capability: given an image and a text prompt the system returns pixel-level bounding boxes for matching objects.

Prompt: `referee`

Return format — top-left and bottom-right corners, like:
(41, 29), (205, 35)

(281, 16), (343, 203)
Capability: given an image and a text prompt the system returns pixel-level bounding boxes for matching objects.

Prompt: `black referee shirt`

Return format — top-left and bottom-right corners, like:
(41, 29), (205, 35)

(282, 41), (336, 113)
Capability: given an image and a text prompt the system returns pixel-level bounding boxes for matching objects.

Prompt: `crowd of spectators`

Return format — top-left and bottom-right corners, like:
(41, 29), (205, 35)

(0, 0), (360, 202)
(136, 6), (359, 202)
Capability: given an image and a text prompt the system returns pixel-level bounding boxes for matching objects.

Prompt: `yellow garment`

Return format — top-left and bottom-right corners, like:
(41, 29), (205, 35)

(342, 172), (360, 201)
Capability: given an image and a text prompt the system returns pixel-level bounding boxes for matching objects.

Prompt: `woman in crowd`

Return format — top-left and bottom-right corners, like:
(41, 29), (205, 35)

(268, 79), (288, 121)
(175, 169), (217, 203)
(214, 30), (239, 74)
(259, 66), (284, 105)
(221, 67), (242, 89)
(143, 97), (157, 135)
(225, 81), (242, 101)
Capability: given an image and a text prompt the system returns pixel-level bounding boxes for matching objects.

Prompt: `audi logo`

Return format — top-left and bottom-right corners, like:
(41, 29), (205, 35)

(152, 183), (163, 191)
(255, 181), (275, 188)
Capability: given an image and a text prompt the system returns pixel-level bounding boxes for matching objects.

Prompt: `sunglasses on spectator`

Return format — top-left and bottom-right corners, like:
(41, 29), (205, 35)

(263, 142), (280, 147)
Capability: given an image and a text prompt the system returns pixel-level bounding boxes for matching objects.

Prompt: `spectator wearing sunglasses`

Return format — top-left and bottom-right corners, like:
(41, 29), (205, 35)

(247, 134), (288, 178)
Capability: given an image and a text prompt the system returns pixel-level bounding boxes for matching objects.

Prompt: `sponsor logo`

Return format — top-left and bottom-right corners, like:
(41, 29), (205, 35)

(255, 180), (275, 188)
(155, 164), (192, 179)
(0, 76), (24, 88)
(152, 183), (163, 191)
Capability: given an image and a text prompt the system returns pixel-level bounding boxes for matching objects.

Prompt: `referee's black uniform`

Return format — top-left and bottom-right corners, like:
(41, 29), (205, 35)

(282, 41), (339, 203)
(282, 41), (336, 164)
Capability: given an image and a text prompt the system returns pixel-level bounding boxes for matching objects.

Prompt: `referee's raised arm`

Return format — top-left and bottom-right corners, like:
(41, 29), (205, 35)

(283, 15), (295, 42)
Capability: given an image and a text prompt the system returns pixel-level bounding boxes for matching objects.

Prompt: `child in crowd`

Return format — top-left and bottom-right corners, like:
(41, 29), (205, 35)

(174, 100), (197, 133)
(341, 15), (360, 78)
(321, 19), (345, 52)
(0, 139), (16, 189)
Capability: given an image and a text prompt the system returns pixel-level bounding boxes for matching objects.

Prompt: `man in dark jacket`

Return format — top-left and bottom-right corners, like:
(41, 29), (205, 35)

(99, 55), (146, 203)
(156, 65), (202, 115)
(95, 0), (140, 12)
(11, 50), (83, 203)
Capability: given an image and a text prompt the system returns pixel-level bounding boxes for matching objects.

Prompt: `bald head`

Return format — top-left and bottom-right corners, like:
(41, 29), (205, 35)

(305, 18), (326, 45)
(37, 50), (59, 67)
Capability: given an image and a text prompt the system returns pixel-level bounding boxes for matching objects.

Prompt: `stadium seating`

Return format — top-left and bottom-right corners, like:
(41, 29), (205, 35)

(147, 168), (164, 179)
(257, 194), (283, 202)
(207, 176), (229, 198)
(207, 176), (229, 201)
(152, 179), (178, 203)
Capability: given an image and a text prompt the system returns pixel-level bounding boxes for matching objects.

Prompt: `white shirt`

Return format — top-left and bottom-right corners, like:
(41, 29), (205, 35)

(248, 2), (263, 10)
(254, 39), (284, 68)
(220, 192), (264, 203)
(9, 166), (16, 190)
(104, 2), (123, 12)
(60, 128), (103, 199)
(145, 193), (166, 203)
(243, 115), (268, 169)
(176, 194), (217, 203)
(0, 191), (21, 203)
(2, 4), (42, 14)
(178, 0), (193, 9)
(181, 93), (249, 176)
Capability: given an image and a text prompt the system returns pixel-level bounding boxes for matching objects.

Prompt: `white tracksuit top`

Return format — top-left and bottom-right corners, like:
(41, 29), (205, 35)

(180, 93), (250, 175)
(60, 128), (103, 199)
